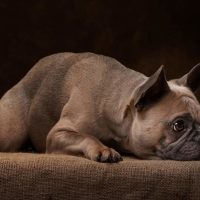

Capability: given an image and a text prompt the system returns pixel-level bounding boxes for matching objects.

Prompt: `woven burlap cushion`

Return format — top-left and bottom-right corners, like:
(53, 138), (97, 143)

(0, 153), (199, 200)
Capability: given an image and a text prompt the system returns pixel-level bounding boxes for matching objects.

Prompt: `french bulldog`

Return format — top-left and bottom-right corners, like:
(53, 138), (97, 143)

(0, 52), (200, 162)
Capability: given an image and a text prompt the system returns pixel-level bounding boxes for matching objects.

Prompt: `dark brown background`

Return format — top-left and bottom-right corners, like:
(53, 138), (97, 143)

(0, 0), (200, 96)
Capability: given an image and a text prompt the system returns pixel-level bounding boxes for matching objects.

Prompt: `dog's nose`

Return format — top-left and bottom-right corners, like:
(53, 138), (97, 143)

(192, 133), (200, 144)
(193, 124), (200, 143)
(195, 123), (200, 131)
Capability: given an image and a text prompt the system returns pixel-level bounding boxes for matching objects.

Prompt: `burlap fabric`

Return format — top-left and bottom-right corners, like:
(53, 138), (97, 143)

(0, 153), (199, 200)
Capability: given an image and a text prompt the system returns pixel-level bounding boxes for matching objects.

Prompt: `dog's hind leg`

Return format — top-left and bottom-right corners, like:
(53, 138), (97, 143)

(0, 87), (29, 151)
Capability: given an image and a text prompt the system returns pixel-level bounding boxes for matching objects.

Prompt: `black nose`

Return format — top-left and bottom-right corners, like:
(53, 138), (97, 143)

(192, 133), (200, 144)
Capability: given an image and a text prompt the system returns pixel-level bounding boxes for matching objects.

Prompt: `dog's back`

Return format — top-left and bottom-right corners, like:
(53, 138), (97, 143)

(0, 52), (145, 152)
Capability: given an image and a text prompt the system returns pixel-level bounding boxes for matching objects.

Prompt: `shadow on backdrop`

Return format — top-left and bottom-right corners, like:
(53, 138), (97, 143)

(0, 0), (200, 97)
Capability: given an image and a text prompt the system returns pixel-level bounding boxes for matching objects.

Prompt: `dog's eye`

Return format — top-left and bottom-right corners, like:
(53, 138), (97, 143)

(173, 120), (185, 132)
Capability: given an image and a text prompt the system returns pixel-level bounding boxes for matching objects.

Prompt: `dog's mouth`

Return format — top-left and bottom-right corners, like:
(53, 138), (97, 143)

(156, 130), (200, 161)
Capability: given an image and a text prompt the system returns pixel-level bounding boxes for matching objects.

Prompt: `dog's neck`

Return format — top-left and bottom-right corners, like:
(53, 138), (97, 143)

(100, 74), (147, 153)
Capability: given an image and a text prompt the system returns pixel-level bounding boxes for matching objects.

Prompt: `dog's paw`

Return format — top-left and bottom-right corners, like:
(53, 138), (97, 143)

(86, 147), (123, 163)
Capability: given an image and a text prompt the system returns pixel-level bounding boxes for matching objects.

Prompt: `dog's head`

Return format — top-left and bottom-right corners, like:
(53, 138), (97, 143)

(126, 63), (200, 160)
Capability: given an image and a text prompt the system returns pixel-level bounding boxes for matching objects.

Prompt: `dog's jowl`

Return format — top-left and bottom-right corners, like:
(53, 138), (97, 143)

(0, 52), (200, 162)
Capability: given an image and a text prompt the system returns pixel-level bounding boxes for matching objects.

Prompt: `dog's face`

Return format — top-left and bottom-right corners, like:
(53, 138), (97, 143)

(126, 64), (200, 160)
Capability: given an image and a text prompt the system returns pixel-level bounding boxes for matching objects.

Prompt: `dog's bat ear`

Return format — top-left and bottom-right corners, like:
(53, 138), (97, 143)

(177, 63), (200, 92)
(134, 65), (170, 112)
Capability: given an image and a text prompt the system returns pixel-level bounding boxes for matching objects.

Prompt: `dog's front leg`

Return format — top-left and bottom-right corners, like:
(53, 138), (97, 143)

(46, 121), (122, 163)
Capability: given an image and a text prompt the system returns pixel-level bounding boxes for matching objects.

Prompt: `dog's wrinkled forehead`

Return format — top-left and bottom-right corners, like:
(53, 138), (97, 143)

(169, 82), (200, 122)
(182, 96), (200, 122)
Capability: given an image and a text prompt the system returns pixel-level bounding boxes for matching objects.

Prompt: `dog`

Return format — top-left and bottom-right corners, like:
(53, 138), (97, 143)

(0, 52), (200, 162)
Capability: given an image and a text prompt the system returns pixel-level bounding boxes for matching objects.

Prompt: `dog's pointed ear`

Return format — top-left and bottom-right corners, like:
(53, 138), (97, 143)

(176, 63), (200, 92)
(134, 65), (170, 111)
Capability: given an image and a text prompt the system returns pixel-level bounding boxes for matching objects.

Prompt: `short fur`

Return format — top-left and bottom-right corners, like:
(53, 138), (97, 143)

(1, 52), (200, 162)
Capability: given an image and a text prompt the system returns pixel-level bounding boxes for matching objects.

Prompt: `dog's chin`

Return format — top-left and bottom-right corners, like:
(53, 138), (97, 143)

(133, 151), (163, 160)
(156, 141), (200, 161)
(141, 155), (163, 160)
